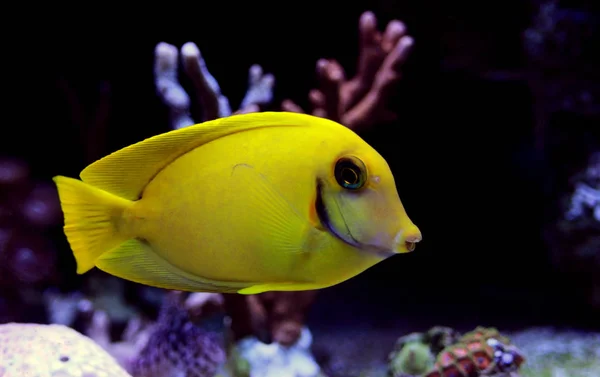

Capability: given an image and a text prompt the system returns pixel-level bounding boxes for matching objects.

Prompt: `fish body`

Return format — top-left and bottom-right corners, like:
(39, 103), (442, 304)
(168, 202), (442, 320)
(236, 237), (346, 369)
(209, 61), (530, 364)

(53, 112), (421, 294)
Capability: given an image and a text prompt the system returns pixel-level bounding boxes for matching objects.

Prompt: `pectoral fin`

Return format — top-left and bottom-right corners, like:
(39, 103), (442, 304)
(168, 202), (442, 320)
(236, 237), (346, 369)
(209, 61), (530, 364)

(230, 163), (310, 254)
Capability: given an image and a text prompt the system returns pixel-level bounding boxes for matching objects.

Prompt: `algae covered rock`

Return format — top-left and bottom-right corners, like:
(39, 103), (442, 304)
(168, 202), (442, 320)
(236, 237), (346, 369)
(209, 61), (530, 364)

(389, 341), (434, 376)
(388, 326), (524, 377)
(387, 326), (460, 377)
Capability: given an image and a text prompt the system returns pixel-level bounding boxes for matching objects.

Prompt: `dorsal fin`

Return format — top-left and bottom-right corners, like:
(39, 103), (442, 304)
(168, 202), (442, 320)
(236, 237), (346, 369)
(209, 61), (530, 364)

(80, 112), (336, 200)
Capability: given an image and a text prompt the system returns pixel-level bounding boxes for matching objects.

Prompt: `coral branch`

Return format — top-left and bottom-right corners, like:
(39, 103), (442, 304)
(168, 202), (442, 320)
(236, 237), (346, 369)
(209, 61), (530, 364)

(181, 42), (232, 120)
(153, 42), (194, 129)
(154, 42), (274, 125)
(283, 11), (414, 132)
(238, 64), (275, 112)
(281, 99), (306, 114)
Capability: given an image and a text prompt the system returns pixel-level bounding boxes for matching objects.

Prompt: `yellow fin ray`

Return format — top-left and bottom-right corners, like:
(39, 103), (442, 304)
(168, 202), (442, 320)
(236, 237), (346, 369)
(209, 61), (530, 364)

(80, 112), (330, 200)
(230, 164), (310, 254)
(52, 176), (133, 274)
(96, 239), (247, 293)
(238, 282), (324, 295)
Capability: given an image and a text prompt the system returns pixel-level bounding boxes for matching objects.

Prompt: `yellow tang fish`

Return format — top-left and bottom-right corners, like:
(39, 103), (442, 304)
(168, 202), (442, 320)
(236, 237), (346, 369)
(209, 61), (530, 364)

(53, 112), (422, 295)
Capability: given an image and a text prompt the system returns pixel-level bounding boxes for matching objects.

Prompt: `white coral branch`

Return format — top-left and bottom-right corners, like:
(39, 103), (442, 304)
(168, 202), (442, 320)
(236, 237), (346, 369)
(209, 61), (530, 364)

(154, 41), (275, 128)
(181, 42), (232, 120)
(240, 64), (275, 109)
(154, 42), (194, 129)
(566, 183), (600, 221)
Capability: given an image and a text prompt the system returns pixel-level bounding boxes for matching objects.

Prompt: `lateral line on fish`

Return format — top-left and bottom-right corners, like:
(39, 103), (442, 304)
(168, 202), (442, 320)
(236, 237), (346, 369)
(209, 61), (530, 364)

(139, 125), (305, 200)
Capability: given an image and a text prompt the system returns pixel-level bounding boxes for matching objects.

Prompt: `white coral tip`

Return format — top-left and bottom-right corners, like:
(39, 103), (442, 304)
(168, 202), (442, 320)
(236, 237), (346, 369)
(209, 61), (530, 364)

(181, 42), (201, 59)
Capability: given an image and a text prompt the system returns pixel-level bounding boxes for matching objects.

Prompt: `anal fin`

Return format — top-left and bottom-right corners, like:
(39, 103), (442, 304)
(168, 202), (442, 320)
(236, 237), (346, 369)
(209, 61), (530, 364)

(238, 282), (324, 295)
(95, 239), (243, 293)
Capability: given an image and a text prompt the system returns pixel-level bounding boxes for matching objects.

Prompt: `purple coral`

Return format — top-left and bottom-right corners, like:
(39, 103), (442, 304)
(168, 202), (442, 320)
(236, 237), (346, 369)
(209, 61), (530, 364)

(129, 292), (225, 377)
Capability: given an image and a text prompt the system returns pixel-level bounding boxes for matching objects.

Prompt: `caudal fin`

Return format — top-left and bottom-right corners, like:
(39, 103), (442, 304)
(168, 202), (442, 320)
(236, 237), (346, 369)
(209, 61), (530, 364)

(52, 176), (134, 274)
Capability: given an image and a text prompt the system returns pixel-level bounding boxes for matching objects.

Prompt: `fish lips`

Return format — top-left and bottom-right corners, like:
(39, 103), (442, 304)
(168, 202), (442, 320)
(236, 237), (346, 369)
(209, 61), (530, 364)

(315, 180), (395, 259)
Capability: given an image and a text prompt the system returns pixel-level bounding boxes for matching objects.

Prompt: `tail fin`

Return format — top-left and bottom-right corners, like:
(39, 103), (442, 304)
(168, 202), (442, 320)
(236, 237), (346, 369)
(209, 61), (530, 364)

(52, 176), (134, 274)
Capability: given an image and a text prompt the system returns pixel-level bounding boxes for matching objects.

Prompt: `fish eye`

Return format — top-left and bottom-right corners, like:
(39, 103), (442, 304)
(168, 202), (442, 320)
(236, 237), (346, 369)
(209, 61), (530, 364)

(334, 156), (367, 190)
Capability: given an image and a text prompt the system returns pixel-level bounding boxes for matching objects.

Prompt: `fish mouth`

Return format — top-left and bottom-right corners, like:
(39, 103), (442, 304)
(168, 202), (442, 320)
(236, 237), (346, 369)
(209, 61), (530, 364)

(393, 229), (422, 254)
(315, 180), (395, 259)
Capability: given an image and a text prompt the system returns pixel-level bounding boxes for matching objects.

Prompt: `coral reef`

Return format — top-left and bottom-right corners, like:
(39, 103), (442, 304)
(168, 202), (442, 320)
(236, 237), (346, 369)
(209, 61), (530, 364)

(0, 322), (132, 377)
(5, 4), (600, 377)
(41, 288), (227, 377)
(388, 327), (461, 376)
(150, 11), (417, 376)
(388, 327), (524, 377)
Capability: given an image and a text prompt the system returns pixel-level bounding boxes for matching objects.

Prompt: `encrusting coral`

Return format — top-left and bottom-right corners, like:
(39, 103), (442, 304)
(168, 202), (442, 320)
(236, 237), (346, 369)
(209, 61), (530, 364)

(387, 326), (525, 377)
(0, 322), (132, 377)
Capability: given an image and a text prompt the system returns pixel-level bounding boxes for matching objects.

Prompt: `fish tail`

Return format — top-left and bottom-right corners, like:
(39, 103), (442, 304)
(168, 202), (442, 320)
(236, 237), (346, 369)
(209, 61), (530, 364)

(52, 175), (134, 274)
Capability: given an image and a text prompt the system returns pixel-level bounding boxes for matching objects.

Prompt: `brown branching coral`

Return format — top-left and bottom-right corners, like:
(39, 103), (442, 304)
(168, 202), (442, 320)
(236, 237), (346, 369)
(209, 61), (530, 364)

(223, 291), (318, 347)
(282, 11), (414, 132)
(254, 291), (318, 347)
